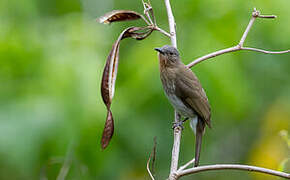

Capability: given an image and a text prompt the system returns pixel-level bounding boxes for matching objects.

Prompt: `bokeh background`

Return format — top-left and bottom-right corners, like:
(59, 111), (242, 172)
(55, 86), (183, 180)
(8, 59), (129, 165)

(0, 0), (289, 179)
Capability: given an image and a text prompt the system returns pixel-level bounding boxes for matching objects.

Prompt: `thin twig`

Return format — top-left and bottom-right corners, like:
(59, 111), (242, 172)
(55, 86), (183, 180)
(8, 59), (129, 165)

(187, 46), (241, 67)
(147, 0), (157, 25)
(238, 13), (256, 46)
(142, 0), (171, 38)
(241, 47), (290, 54)
(141, 14), (151, 26)
(187, 8), (290, 68)
(151, 137), (157, 175)
(147, 156), (155, 180)
(147, 137), (157, 180)
(142, 0), (154, 25)
(178, 158), (195, 172)
(176, 164), (290, 179)
(258, 15), (277, 19)
(153, 26), (171, 37)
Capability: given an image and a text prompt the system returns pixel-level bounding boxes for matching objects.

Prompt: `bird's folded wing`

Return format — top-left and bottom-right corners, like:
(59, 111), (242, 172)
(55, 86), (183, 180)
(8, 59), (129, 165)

(175, 67), (211, 127)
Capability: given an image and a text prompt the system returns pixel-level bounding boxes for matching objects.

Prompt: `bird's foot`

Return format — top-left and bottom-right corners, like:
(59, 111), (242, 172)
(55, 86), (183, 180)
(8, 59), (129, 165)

(172, 117), (189, 130)
(172, 120), (185, 130)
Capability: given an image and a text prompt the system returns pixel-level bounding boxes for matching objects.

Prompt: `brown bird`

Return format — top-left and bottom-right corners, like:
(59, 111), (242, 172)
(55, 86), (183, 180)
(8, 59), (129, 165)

(155, 45), (211, 167)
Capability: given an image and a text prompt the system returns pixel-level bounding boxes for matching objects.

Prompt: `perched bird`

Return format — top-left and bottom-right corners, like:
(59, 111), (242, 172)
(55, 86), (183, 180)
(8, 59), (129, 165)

(155, 45), (211, 167)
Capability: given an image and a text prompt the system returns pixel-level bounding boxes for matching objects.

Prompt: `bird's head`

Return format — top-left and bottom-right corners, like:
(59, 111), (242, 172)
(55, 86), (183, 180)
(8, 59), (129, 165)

(154, 45), (181, 67)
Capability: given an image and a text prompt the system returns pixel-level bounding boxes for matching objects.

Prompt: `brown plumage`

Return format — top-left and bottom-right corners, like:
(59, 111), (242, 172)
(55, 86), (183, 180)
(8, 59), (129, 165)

(155, 45), (211, 167)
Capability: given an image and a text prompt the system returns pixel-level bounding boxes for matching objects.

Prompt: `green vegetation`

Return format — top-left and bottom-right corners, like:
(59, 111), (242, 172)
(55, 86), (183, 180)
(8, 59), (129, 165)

(0, 0), (289, 179)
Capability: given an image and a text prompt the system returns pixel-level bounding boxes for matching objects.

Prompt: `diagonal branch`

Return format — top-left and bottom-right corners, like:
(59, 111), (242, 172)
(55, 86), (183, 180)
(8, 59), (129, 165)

(147, 137), (157, 180)
(178, 158), (195, 172)
(187, 8), (290, 68)
(176, 164), (290, 179)
(147, 154), (155, 180)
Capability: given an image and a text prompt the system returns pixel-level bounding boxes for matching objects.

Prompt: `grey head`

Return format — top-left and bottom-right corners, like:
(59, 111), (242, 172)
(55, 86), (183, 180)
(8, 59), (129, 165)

(154, 45), (181, 65)
(154, 45), (179, 57)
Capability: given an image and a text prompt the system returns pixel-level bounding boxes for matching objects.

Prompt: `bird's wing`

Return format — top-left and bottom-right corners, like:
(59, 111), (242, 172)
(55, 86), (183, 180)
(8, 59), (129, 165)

(175, 65), (211, 127)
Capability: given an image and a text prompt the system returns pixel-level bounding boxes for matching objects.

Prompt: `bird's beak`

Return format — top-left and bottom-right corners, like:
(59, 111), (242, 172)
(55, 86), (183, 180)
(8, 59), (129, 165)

(154, 48), (164, 54)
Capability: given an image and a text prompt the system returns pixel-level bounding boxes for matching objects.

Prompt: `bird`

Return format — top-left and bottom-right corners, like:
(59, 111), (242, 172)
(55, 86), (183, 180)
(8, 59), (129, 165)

(154, 45), (211, 167)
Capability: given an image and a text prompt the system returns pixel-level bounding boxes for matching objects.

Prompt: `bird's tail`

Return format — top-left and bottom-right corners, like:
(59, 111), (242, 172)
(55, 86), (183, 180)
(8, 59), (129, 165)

(193, 118), (205, 167)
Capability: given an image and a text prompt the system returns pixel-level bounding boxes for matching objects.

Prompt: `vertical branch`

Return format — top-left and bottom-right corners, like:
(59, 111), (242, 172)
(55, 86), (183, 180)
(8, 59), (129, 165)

(163, 1), (180, 179)
(164, 0), (177, 47)
(169, 112), (181, 178)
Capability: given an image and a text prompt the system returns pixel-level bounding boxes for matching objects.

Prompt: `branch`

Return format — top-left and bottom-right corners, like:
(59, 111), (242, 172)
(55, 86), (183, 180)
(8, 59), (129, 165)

(169, 112), (182, 180)
(164, 0), (177, 48)
(162, 0), (181, 179)
(176, 164), (290, 179)
(241, 47), (290, 54)
(147, 157), (155, 180)
(178, 158), (195, 172)
(147, 137), (157, 180)
(187, 8), (290, 68)
(153, 26), (171, 37)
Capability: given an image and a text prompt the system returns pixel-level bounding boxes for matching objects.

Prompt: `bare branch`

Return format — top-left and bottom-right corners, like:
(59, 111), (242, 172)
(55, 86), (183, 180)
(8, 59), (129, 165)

(241, 47), (290, 54)
(169, 112), (182, 180)
(147, 157), (155, 180)
(187, 8), (290, 68)
(178, 158), (195, 172)
(141, 0), (171, 38)
(147, 0), (157, 25)
(258, 15), (277, 19)
(146, 137), (157, 180)
(163, 0), (181, 179)
(141, 15), (151, 26)
(153, 26), (171, 37)
(238, 12), (256, 46)
(164, 0), (177, 47)
(176, 164), (290, 179)
(142, 0), (154, 25)
(187, 46), (240, 67)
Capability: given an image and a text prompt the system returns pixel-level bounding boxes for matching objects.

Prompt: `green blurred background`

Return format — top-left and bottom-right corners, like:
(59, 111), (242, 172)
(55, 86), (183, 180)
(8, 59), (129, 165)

(0, 0), (289, 179)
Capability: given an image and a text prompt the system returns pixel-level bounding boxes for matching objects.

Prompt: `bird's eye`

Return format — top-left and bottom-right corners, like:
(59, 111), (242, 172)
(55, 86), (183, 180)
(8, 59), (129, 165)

(170, 52), (173, 55)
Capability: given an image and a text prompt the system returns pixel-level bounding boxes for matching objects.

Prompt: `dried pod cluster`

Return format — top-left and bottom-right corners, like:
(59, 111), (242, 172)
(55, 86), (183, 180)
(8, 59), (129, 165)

(99, 5), (156, 149)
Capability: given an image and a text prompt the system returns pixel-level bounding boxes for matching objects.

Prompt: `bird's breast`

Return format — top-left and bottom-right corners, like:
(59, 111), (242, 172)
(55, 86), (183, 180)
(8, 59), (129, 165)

(166, 93), (195, 117)
(160, 69), (195, 118)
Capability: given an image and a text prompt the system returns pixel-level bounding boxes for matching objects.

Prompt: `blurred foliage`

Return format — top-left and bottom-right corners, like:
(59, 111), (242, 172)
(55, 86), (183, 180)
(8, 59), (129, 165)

(0, 0), (289, 179)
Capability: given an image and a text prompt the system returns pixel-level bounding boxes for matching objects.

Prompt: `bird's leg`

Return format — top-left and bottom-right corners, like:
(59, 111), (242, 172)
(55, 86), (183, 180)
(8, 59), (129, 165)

(172, 117), (188, 130)
(182, 117), (189, 123)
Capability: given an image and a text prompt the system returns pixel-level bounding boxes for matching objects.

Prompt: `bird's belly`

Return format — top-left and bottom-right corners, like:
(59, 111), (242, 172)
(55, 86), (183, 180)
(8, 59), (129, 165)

(166, 94), (195, 117)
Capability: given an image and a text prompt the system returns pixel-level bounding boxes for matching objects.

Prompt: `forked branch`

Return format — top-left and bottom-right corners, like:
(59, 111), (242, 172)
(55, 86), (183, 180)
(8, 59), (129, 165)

(186, 8), (290, 68)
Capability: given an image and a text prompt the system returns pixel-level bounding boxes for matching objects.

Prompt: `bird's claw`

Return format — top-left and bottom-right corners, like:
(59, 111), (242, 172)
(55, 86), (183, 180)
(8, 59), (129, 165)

(172, 121), (185, 130)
